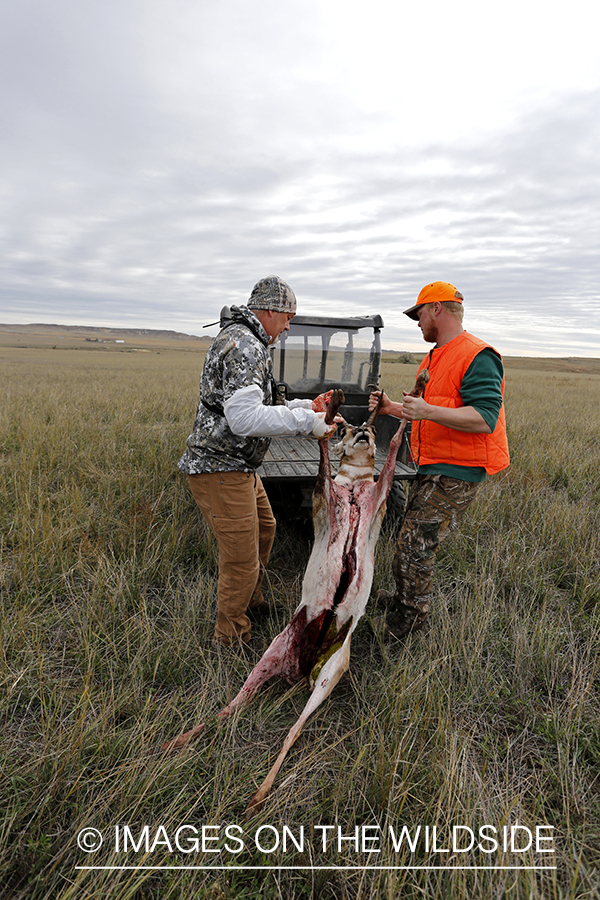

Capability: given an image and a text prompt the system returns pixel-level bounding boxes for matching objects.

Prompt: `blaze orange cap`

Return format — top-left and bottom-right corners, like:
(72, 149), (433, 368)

(403, 281), (464, 320)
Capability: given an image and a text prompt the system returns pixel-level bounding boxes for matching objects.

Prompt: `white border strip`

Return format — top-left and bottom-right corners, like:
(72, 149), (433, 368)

(76, 865), (557, 871)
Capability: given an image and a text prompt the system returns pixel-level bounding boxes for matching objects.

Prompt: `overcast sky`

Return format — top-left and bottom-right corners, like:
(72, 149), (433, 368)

(1, 0), (599, 355)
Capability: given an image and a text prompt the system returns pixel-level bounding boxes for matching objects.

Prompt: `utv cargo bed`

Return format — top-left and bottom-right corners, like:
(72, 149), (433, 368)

(259, 431), (415, 482)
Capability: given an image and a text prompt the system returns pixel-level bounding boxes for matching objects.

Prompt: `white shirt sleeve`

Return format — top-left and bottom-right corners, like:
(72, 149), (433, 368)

(287, 398), (313, 410)
(223, 384), (317, 437)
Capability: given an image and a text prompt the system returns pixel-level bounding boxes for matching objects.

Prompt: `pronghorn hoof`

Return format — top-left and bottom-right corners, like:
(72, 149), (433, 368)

(245, 790), (267, 819)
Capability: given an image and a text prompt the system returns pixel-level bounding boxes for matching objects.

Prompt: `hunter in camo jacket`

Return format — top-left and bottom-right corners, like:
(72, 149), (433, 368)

(178, 276), (336, 647)
(178, 303), (276, 475)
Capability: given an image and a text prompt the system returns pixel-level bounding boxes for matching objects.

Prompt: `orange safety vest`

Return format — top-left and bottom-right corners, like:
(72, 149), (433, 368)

(410, 331), (510, 475)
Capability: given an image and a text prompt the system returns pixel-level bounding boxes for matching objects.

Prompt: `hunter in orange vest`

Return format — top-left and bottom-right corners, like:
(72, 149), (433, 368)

(369, 281), (509, 639)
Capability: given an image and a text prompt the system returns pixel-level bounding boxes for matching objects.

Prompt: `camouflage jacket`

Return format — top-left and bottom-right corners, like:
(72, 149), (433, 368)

(178, 305), (275, 474)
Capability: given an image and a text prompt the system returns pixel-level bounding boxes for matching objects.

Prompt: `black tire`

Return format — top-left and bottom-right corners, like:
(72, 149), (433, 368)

(384, 480), (407, 524)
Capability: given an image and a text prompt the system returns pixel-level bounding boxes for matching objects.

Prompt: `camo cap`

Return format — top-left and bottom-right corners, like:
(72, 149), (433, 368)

(403, 281), (464, 320)
(247, 276), (297, 314)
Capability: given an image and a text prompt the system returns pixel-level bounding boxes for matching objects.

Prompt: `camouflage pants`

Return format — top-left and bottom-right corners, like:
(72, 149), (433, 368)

(388, 474), (480, 632)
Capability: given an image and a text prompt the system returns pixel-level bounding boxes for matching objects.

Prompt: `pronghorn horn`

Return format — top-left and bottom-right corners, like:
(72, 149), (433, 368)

(412, 369), (430, 397)
(365, 389), (385, 427)
(325, 388), (345, 425)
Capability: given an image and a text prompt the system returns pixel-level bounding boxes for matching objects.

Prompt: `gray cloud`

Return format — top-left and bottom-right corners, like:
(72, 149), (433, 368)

(1, 1), (599, 356)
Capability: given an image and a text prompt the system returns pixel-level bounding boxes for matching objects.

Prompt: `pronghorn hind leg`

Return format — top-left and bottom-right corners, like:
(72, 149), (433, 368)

(160, 721), (207, 753)
(159, 657), (279, 754)
(245, 635), (352, 817)
(159, 609), (309, 754)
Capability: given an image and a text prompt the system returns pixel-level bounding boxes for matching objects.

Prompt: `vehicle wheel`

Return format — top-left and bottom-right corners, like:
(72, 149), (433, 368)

(265, 482), (307, 523)
(384, 480), (407, 524)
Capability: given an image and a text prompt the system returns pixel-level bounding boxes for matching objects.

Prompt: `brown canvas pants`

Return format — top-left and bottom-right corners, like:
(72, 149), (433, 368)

(188, 471), (276, 645)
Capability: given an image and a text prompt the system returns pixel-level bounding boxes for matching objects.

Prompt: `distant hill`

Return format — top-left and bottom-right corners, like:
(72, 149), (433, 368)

(0, 322), (214, 351)
(0, 323), (210, 341)
(2, 325), (599, 373)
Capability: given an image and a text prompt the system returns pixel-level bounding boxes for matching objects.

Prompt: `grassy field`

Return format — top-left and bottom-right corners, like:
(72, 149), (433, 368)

(1, 345), (599, 899)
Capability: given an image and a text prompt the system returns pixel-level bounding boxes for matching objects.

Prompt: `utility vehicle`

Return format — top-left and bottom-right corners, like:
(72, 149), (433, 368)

(257, 312), (416, 520)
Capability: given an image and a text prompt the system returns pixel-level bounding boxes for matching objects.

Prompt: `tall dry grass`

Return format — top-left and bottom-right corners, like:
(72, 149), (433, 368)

(0, 346), (599, 899)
